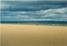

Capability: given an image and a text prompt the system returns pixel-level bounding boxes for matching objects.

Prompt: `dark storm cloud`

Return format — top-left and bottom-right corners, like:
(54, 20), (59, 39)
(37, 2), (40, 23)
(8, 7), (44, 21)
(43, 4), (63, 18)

(1, 1), (67, 21)
(1, 1), (67, 11)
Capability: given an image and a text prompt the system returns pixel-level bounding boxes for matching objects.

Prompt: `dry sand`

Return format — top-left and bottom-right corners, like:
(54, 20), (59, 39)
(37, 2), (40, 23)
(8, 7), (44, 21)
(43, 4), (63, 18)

(1, 24), (67, 46)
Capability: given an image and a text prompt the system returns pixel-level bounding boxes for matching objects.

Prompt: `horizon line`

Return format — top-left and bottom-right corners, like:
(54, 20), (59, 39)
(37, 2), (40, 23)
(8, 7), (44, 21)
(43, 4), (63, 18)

(1, 0), (67, 1)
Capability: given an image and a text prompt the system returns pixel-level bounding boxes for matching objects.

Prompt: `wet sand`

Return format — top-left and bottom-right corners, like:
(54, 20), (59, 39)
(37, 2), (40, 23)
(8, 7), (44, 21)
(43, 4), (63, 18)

(1, 24), (67, 46)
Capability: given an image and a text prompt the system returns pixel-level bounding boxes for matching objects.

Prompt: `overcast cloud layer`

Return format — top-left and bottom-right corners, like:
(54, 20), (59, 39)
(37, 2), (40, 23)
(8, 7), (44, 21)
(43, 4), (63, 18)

(1, 1), (67, 21)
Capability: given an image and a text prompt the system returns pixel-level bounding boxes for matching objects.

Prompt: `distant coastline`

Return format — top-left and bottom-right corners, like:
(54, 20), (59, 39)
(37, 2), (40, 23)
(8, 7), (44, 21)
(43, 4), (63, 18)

(0, 21), (67, 26)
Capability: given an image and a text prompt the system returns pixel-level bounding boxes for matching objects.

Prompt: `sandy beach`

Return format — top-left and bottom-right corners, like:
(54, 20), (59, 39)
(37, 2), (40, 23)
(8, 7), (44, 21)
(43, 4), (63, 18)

(1, 24), (67, 46)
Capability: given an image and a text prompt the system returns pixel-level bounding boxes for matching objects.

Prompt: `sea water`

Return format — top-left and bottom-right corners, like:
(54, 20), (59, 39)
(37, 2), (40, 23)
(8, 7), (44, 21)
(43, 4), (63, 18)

(1, 22), (67, 26)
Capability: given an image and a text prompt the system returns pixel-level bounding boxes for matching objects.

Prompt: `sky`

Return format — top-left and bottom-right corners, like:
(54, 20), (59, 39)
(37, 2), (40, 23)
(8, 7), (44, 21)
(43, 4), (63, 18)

(1, 1), (67, 21)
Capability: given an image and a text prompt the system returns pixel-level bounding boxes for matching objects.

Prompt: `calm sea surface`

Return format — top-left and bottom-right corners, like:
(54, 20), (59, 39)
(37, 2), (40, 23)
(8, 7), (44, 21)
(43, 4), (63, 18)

(1, 22), (67, 26)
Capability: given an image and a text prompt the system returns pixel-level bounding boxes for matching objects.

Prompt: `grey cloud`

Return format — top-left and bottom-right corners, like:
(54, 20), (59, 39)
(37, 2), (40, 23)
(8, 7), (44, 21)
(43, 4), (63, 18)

(1, 1), (67, 11)
(1, 1), (67, 21)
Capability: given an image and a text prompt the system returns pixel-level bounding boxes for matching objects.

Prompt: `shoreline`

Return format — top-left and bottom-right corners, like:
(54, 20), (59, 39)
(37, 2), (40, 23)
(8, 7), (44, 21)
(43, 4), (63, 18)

(0, 23), (67, 27)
